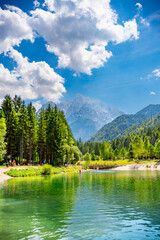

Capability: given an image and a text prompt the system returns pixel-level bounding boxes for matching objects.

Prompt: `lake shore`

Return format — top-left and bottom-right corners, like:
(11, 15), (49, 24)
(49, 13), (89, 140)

(0, 165), (82, 183)
(0, 166), (33, 183)
(1, 162), (160, 184)
(0, 167), (12, 183)
(114, 162), (160, 171)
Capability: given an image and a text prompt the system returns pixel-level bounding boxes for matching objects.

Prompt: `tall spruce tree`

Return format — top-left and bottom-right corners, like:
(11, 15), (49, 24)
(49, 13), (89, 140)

(0, 111), (6, 162)
(37, 109), (47, 163)
(27, 103), (37, 163)
(2, 96), (18, 160)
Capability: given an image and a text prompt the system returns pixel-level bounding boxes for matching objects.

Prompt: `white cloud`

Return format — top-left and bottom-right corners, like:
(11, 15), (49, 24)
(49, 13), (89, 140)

(146, 68), (160, 80)
(30, 0), (139, 74)
(32, 100), (42, 110)
(0, 1), (139, 74)
(0, 1), (140, 104)
(0, 49), (66, 101)
(135, 3), (142, 10)
(152, 69), (160, 78)
(33, 0), (40, 8)
(140, 17), (150, 27)
(150, 91), (156, 95)
(0, 6), (34, 53)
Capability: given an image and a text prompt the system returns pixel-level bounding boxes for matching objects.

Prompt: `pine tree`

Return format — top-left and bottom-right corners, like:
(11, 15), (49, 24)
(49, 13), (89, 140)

(37, 109), (47, 163)
(27, 103), (37, 163)
(0, 111), (6, 162)
(155, 140), (160, 159)
(17, 102), (29, 164)
(120, 147), (126, 159)
(2, 96), (18, 160)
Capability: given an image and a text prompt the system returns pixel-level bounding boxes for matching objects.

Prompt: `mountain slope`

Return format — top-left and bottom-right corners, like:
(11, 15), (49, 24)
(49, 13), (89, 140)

(116, 113), (160, 140)
(39, 94), (123, 141)
(89, 104), (160, 142)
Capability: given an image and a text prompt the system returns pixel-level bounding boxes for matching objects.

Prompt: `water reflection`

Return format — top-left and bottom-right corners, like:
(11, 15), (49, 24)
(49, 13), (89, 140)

(0, 171), (160, 239)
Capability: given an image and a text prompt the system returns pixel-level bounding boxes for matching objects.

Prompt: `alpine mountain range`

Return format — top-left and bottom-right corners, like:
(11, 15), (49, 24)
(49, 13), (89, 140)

(39, 94), (123, 141)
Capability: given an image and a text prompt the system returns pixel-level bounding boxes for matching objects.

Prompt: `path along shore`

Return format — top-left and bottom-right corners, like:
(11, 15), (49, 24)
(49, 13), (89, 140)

(0, 167), (12, 183)
(0, 167), (34, 184)
(114, 162), (160, 171)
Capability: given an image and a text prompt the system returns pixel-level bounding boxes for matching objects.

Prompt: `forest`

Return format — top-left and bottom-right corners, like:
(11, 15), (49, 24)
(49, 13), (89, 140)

(1, 95), (160, 166)
(77, 123), (160, 161)
(0, 95), (81, 165)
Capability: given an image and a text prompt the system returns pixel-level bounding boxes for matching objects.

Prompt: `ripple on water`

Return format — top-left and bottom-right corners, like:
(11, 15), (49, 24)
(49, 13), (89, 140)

(0, 171), (160, 239)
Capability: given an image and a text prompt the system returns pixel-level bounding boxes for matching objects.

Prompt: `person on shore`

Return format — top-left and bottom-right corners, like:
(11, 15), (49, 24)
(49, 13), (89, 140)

(13, 160), (16, 166)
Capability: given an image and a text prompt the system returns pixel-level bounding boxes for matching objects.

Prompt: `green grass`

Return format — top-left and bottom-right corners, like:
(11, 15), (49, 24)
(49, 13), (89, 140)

(5, 165), (82, 177)
(6, 168), (42, 177)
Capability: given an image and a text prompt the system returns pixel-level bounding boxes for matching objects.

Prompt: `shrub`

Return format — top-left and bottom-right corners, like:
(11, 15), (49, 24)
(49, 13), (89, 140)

(6, 168), (42, 177)
(41, 164), (52, 175)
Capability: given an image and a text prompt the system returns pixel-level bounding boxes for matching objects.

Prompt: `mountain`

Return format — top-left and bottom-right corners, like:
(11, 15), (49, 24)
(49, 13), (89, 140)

(39, 94), (123, 141)
(89, 104), (160, 142)
(116, 112), (160, 140)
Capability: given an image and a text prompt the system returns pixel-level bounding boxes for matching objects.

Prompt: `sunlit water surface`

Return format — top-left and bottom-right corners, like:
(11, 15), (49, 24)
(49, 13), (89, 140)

(0, 170), (160, 240)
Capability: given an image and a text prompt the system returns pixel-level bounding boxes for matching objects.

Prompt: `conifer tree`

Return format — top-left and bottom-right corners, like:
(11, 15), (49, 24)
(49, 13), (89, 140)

(0, 111), (6, 162)
(27, 103), (37, 163)
(37, 110), (47, 163)
(2, 96), (18, 160)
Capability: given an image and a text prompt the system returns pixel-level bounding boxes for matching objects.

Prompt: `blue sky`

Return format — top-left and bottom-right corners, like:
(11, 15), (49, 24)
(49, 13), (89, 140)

(0, 0), (160, 114)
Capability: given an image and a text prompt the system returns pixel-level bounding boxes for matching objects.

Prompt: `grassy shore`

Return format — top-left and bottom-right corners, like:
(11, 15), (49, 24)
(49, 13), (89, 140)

(5, 165), (82, 177)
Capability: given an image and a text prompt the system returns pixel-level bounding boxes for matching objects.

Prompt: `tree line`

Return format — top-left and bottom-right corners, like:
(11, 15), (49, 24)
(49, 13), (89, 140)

(77, 124), (160, 161)
(0, 95), (81, 165)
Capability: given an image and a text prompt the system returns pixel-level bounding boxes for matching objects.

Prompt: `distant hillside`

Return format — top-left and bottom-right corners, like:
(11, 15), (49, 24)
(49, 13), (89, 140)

(89, 104), (160, 142)
(39, 94), (123, 141)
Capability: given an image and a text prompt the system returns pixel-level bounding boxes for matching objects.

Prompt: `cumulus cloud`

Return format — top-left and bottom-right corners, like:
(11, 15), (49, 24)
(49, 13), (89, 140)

(0, 6), (34, 53)
(150, 91), (156, 95)
(147, 68), (160, 80)
(0, 1), (139, 74)
(0, 0), (140, 104)
(0, 49), (66, 101)
(135, 3), (143, 10)
(140, 17), (150, 27)
(152, 69), (160, 78)
(30, 0), (139, 74)
(33, 0), (40, 8)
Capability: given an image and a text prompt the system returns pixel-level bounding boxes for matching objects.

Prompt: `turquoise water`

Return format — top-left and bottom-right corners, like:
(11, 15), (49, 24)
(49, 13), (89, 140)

(0, 170), (160, 239)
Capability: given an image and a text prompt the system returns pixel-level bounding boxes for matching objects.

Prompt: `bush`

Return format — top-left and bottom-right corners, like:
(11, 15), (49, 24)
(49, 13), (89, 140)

(41, 164), (52, 175)
(6, 168), (42, 177)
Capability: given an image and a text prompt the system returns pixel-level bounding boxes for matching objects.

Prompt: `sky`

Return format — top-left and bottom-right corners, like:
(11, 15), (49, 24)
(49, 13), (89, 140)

(0, 0), (160, 114)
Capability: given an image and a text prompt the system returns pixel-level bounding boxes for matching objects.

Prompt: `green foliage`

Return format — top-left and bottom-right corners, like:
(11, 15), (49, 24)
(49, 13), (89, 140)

(1, 95), (81, 166)
(0, 114), (6, 162)
(77, 112), (160, 161)
(41, 164), (52, 175)
(83, 152), (91, 169)
(89, 104), (160, 142)
(6, 166), (82, 177)
(155, 140), (160, 159)
(6, 168), (42, 177)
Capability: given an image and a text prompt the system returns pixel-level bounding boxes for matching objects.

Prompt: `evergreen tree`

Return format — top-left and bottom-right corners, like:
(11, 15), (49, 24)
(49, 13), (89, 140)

(2, 96), (18, 160)
(144, 136), (150, 159)
(155, 140), (160, 159)
(120, 147), (126, 159)
(37, 110), (47, 163)
(17, 102), (29, 164)
(0, 111), (6, 162)
(128, 143), (134, 159)
(27, 103), (37, 163)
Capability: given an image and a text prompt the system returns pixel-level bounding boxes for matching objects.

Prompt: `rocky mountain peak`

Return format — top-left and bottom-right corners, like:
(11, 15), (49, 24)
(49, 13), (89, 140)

(39, 94), (123, 141)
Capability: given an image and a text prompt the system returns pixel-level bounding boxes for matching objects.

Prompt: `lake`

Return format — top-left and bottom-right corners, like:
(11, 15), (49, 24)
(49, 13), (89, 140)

(0, 170), (160, 240)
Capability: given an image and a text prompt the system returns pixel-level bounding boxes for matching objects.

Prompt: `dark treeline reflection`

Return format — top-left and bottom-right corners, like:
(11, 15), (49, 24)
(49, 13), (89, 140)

(0, 171), (160, 239)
